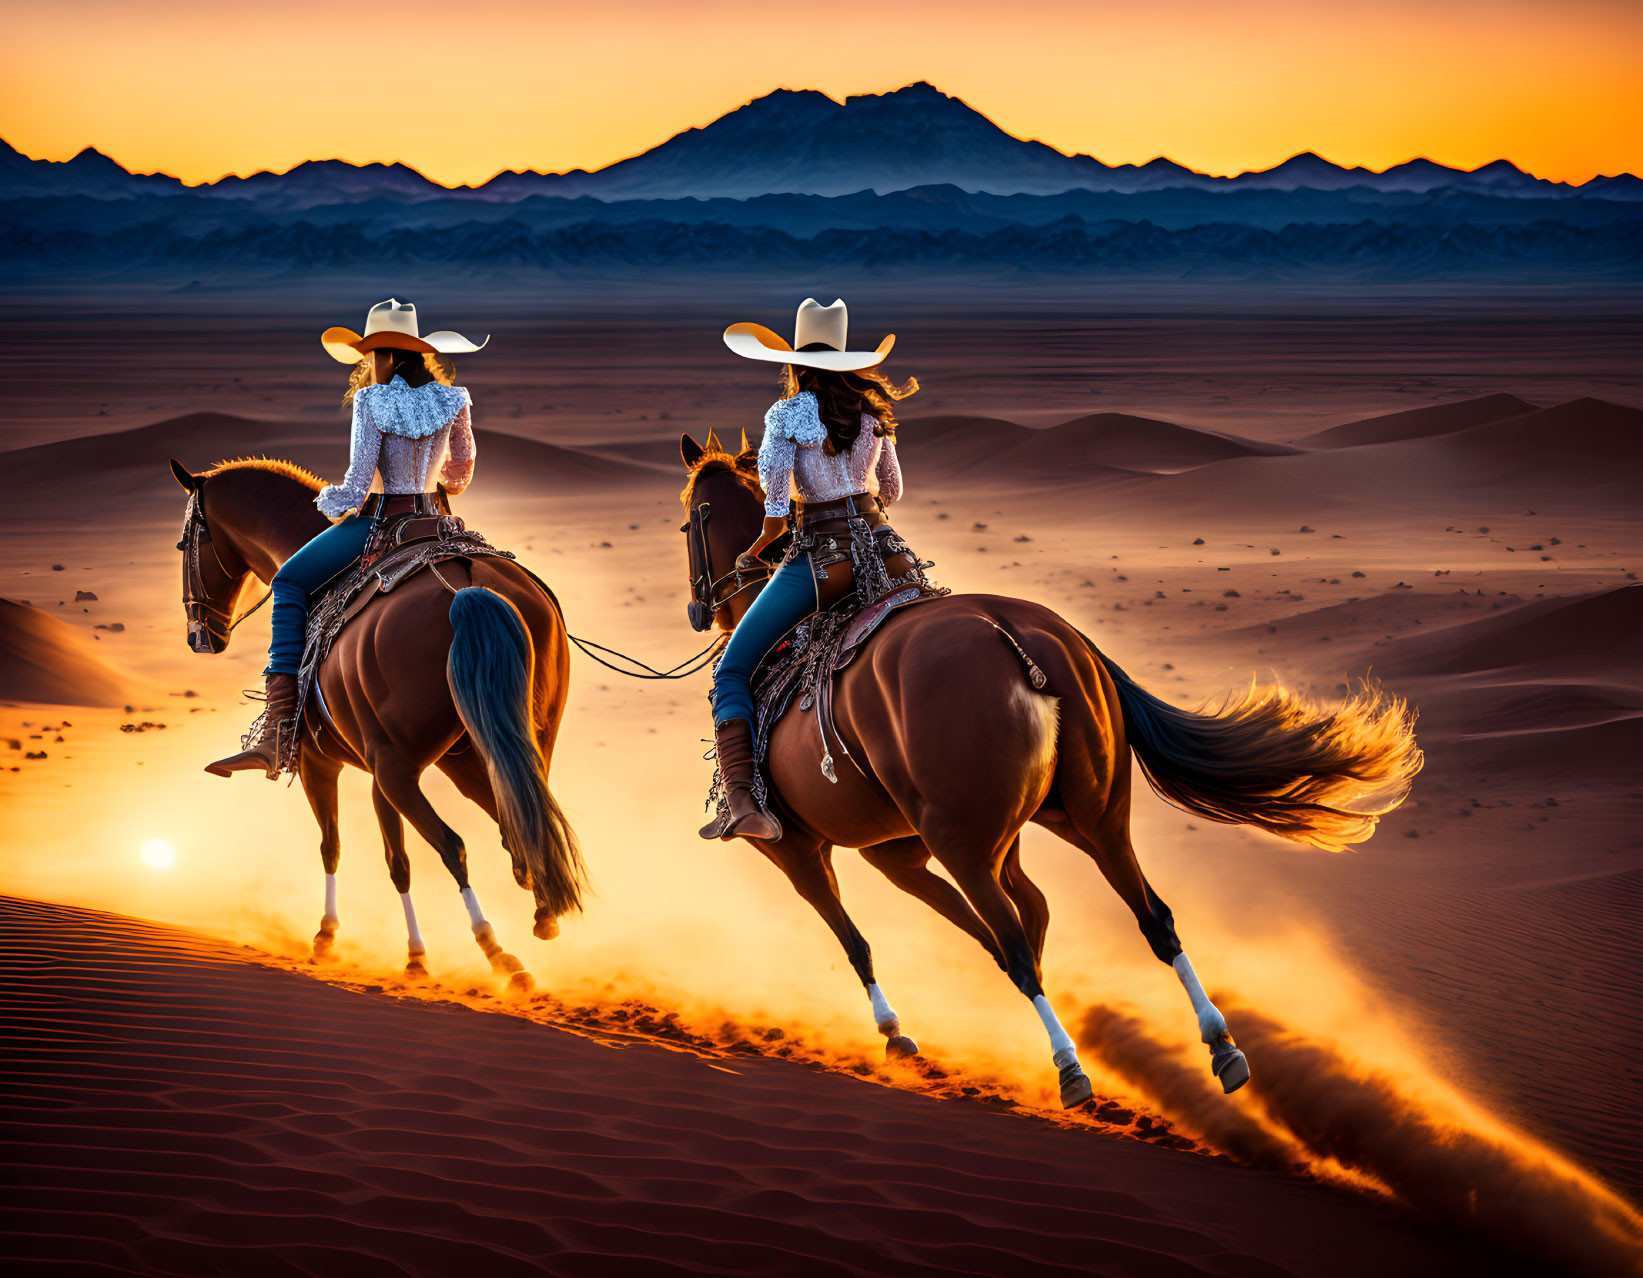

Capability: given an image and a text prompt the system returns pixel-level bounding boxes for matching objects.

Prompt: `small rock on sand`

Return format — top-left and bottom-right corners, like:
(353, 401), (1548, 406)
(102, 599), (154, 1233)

(74, 590), (98, 602)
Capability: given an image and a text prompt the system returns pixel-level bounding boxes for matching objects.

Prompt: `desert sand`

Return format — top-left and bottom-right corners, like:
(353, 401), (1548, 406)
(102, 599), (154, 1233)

(2, 295), (1640, 1275)
(2, 893), (1546, 1277)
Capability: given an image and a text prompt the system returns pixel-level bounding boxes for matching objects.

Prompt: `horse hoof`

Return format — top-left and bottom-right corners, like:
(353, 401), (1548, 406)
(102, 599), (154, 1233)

(507, 969), (536, 995)
(311, 931), (337, 962)
(1059, 1065), (1095, 1110)
(885, 1035), (920, 1060)
(533, 913), (559, 941)
(489, 950), (525, 977)
(1210, 1037), (1250, 1094)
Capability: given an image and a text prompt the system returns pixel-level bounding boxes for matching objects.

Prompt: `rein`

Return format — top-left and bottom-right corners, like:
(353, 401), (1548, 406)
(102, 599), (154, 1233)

(177, 485), (750, 684)
(566, 632), (726, 680)
(558, 494), (767, 682)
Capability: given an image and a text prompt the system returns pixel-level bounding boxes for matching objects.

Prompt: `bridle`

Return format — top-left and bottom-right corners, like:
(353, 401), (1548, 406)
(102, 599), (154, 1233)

(682, 498), (770, 632)
(178, 487), (271, 653)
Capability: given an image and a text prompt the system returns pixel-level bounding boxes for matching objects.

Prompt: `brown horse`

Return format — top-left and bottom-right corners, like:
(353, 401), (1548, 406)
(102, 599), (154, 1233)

(680, 435), (1421, 1105)
(169, 457), (583, 985)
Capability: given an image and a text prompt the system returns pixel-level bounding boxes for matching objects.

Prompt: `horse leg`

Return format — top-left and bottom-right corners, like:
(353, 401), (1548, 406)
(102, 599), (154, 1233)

(372, 780), (426, 978)
(1000, 836), (1050, 967)
(372, 757), (534, 994)
(1046, 770), (1250, 1094)
(860, 836), (1005, 971)
(436, 750), (536, 903)
(936, 835), (1094, 1109)
(297, 751), (342, 962)
(762, 838), (918, 1060)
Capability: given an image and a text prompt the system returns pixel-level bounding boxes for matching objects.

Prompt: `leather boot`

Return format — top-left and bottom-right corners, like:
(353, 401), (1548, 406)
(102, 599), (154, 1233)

(700, 718), (781, 842)
(205, 672), (298, 780)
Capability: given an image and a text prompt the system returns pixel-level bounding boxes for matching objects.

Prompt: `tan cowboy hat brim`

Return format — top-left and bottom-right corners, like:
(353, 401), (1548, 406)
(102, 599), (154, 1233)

(723, 322), (894, 372)
(320, 327), (491, 365)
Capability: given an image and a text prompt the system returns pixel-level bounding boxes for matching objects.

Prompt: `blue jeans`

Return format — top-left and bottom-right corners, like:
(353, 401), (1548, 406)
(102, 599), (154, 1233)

(711, 554), (818, 726)
(265, 516), (373, 675)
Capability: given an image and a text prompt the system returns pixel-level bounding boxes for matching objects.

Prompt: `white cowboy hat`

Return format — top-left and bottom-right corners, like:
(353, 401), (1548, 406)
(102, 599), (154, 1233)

(723, 298), (894, 372)
(320, 298), (490, 364)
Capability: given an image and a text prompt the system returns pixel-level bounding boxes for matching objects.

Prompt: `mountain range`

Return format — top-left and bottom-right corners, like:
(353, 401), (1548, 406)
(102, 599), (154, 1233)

(5, 82), (1639, 206)
(3, 81), (1638, 283)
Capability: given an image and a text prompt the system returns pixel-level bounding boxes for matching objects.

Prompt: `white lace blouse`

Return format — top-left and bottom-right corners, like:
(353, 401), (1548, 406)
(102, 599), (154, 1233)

(757, 392), (904, 518)
(315, 377), (476, 519)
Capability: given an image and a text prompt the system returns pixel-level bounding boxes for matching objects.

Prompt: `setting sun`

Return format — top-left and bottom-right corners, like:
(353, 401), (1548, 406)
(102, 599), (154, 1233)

(139, 838), (177, 871)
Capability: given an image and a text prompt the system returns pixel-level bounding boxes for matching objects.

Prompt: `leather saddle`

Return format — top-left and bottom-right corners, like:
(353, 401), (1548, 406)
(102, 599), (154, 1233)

(283, 510), (523, 774)
(759, 583), (947, 766)
(701, 581), (945, 836)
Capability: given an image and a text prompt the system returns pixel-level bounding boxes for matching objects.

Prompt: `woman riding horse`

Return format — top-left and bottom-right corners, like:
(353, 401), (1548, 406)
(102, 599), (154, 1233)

(206, 299), (487, 778)
(706, 298), (926, 840)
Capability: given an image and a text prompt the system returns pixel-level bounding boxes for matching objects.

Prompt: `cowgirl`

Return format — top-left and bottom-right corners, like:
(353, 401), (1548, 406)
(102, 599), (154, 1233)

(706, 298), (923, 838)
(206, 299), (487, 777)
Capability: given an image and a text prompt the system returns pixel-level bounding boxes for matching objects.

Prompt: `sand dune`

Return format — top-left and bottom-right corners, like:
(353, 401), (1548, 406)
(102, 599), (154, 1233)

(1029, 412), (1300, 473)
(1371, 585), (1643, 783)
(0, 597), (135, 706)
(0, 895), (1556, 1278)
(3, 412), (656, 529)
(909, 411), (1294, 480)
(1379, 584), (1641, 681)
(1406, 397), (1643, 496)
(2, 411), (336, 514)
(1117, 397), (1642, 516)
(1293, 394), (1538, 449)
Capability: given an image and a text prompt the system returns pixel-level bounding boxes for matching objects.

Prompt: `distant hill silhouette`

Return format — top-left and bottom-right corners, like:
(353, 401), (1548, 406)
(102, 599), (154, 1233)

(1, 82), (1630, 204)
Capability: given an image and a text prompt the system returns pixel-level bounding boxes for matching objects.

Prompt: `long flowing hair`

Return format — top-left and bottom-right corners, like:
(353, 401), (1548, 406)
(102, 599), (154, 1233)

(344, 349), (457, 405)
(781, 360), (918, 456)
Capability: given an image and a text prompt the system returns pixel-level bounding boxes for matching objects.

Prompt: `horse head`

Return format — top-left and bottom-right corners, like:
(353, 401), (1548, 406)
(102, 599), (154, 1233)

(168, 457), (323, 654)
(678, 430), (772, 633)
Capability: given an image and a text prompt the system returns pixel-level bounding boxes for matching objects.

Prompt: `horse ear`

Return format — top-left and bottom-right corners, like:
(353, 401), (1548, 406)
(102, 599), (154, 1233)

(169, 458), (198, 491)
(740, 428), (751, 455)
(679, 434), (704, 467)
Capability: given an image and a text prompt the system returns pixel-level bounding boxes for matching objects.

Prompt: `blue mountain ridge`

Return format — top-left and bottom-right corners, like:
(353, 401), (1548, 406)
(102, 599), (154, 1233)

(1, 82), (1631, 205)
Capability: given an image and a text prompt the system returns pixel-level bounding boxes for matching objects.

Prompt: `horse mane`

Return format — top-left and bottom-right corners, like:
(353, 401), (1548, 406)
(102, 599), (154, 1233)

(681, 446), (764, 508)
(204, 456), (325, 492)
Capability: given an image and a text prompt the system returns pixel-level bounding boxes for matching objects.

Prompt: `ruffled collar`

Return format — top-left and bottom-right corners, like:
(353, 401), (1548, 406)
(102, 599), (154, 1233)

(356, 376), (471, 439)
(765, 391), (829, 445)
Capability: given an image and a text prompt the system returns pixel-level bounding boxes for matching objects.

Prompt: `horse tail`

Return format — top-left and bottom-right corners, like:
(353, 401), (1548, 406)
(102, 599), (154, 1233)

(1082, 635), (1421, 852)
(447, 587), (585, 928)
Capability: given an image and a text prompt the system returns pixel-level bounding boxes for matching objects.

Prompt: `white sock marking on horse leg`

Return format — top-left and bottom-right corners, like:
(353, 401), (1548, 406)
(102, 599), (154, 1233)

(460, 886), (488, 932)
(1173, 952), (1228, 1042)
(867, 983), (898, 1035)
(322, 873), (338, 928)
(1033, 994), (1079, 1069)
(400, 893), (425, 955)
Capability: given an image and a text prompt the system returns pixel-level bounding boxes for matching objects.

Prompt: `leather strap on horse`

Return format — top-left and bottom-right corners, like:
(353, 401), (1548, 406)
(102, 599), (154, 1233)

(566, 632), (726, 680)
(178, 488), (272, 648)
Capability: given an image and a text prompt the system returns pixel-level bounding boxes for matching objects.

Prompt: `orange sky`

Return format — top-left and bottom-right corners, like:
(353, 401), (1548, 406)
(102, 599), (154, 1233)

(2, 0), (1639, 187)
